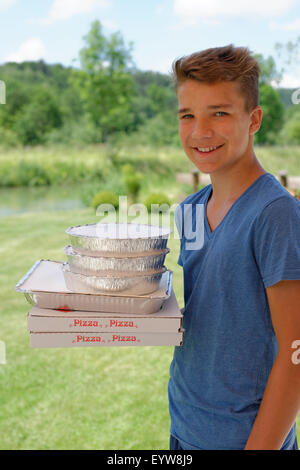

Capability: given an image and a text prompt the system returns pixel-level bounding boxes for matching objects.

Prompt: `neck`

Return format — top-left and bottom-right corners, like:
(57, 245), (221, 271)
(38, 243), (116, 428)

(208, 152), (266, 206)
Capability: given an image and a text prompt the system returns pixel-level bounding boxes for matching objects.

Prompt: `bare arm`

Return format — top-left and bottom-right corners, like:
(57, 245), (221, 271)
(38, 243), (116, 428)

(244, 280), (300, 450)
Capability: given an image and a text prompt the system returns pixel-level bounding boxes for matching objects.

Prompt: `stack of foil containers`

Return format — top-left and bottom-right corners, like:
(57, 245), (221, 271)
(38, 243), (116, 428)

(62, 223), (171, 296)
(16, 222), (185, 348)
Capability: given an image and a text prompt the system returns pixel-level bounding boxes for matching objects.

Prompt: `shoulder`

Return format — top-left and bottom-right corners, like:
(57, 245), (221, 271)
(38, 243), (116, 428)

(255, 193), (300, 226)
(252, 192), (300, 255)
(254, 173), (298, 206)
(177, 184), (211, 210)
(248, 173), (300, 222)
(252, 193), (300, 287)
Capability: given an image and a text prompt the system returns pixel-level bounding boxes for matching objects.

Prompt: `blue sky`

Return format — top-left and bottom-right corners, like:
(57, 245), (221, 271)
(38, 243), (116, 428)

(0, 0), (300, 87)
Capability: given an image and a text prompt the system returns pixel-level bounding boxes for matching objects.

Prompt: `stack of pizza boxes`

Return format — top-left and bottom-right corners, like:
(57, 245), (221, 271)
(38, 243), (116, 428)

(16, 223), (184, 348)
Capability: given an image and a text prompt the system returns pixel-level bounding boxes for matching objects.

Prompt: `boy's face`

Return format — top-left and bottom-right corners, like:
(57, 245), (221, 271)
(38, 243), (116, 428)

(177, 79), (262, 175)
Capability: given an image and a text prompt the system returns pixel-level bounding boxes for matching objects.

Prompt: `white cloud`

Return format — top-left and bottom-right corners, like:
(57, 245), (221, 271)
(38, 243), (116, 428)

(174, 0), (298, 24)
(4, 38), (46, 63)
(269, 18), (300, 31)
(272, 72), (300, 88)
(0, 0), (15, 8)
(47, 0), (110, 22)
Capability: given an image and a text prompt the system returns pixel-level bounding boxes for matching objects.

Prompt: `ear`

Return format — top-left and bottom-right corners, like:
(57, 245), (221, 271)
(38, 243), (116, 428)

(249, 106), (263, 135)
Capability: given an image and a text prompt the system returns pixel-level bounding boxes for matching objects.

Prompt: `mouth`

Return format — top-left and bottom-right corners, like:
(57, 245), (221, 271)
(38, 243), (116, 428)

(192, 144), (224, 156)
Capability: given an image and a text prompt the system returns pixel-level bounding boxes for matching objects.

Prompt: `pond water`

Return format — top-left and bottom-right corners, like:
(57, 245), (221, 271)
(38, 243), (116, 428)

(0, 184), (88, 216)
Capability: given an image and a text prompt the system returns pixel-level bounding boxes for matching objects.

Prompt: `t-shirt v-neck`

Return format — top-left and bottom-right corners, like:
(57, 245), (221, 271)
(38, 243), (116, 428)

(204, 173), (270, 239)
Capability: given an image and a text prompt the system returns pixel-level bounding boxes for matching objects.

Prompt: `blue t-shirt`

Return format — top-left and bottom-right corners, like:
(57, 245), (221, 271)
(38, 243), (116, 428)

(168, 172), (300, 450)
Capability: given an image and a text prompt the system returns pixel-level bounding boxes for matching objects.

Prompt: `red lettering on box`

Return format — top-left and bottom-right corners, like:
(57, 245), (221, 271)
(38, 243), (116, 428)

(76, 335), (101, 343)
(109, 320), (135, 328)
(112, 335), (136, 342)
(57, 305), (73, 312)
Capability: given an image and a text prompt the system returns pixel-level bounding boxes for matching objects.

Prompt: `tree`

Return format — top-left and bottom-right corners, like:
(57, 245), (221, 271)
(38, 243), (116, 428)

(72, 20), (135, 140)
(13, 86), (62, 145)
(144, 83), (177, 116)
(248, 53), (285, 144)
(0, 61), (79, 143)
(0, 78), (30, 128)
(253, 53), (282, 85)
(255, 83), (284, 144)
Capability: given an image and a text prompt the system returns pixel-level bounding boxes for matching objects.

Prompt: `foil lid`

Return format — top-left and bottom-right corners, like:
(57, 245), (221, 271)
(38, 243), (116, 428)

(66, 223), (172, 256)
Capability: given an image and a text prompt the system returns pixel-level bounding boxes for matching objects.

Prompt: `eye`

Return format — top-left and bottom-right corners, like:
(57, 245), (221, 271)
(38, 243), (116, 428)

(180, 114), (194, 119)
(215, 111), (228, 117)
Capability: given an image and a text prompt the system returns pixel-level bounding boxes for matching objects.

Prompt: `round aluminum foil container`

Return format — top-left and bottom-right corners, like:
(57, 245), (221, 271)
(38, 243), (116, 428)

(62, 262), (167, 295)
(65, 223), (172, 257)
(63, 245), (170, 276)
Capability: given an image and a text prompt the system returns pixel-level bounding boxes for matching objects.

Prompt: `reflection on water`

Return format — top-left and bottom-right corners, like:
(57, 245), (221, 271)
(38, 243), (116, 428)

(0, 184), (87, 216)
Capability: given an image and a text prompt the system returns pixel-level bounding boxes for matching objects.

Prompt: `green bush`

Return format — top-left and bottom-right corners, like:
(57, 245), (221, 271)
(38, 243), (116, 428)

(45, 115), (102, 145)
(286, 120), (300, 144)
(0, 160), (51, 187)
(121, 164), (143, 202)
(91, 190), (119, 211)
(0, 157), (106, 188)
(0, 127), (19, 148)
(144, 193), (171, 212)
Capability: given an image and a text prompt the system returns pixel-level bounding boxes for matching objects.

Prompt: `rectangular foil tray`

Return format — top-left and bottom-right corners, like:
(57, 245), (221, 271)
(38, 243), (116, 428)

(15, 260), (173, 315)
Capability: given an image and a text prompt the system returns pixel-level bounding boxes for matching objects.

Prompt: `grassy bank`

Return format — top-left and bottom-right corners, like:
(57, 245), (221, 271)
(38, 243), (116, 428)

(0, 143), (300, 189)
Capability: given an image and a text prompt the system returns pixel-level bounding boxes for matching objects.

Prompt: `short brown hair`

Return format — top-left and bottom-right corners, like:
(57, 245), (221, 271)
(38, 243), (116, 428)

(171, 44), (261, 113)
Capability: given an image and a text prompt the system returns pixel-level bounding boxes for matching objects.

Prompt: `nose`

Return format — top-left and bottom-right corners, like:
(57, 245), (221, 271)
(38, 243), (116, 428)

(191, 117), (213, 139)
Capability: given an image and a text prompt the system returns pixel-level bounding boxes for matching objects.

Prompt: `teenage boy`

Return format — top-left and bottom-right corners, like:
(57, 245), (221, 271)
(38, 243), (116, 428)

(168, 44), (300, 450)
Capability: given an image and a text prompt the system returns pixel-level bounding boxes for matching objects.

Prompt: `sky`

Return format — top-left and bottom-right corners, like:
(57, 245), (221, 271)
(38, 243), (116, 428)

(0, 0), (300, 88)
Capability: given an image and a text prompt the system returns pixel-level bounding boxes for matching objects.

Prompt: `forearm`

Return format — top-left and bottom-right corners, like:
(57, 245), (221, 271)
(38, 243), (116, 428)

(244, 353), (300, 450)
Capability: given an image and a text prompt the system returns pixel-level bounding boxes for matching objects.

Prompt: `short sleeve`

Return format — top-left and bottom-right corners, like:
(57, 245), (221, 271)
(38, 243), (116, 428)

(253, 196), (300, 288)
(174, 203), (183, 267)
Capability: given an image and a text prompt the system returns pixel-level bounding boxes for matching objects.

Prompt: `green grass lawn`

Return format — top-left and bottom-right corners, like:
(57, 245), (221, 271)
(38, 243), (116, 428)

(1, 206), (299, 450)
(0, 207), (183, 450)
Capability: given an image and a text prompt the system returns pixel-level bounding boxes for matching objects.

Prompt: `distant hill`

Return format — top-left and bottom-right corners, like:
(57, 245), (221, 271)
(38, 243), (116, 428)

(0, 60), (296, 109)
(0, 60), (298, 146)
(277, 88), (299, 108)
